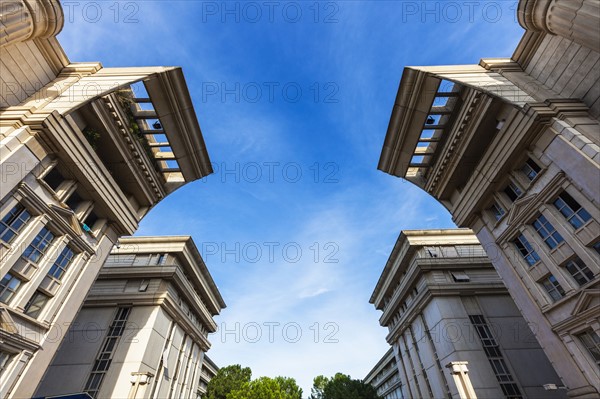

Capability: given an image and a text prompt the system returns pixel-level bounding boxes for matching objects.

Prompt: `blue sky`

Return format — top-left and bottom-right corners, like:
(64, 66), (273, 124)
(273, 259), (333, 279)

(59, 1), (524, 395)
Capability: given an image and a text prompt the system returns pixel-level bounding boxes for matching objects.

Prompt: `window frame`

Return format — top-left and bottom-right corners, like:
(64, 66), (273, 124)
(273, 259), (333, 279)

(513, 234), (541, 267)
(576, 330), (600, 368)
(521, 158), (541, 182)
(0, 204), (32, 244)
(0, 273), (23, 304)
(533, 215), (564, 249)
(541, 275), (566, 302)
(22, 227), (55, 264)
(564, 257), (595, 287)
(23, 290), (50, 318)
(48, 246), (76, 280)
(553, 192), (592, 230)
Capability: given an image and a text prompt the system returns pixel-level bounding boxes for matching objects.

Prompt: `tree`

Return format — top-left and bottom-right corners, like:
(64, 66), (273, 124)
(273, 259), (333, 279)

(309, 375), (329, 399)
(205, 364), (252, 399)
(227, 376), (303, 399)
(310, 373), (381, 399)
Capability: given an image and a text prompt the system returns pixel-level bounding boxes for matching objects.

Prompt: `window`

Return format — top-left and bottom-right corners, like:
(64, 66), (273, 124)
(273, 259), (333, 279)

(541, 275), (566, 302)
(48, 247), (75, 280)
(83, 211), (98, 232)
(22, 227), (55, 263)
(533, 215), (564, 249)
(84, 307), (131, 398)
(490, 202), (506, 221)
(0, 351), (14, 377)
(0, 273), (22, 304)
(565, 257), (595, 286)
(469, 315), (522, 399)
(157, 254), (165, 265)
(42, 167), (64, 191)
(0, 204), (31, 244)
(577, 330), (600, 368)
(553, 192), (592, 230)
(23, 291), (49, 318)
(503, 182), (523, 202)
(521, 158), (541, 181)
(513, 234), (541, 266)
(594, 242), (600, 256)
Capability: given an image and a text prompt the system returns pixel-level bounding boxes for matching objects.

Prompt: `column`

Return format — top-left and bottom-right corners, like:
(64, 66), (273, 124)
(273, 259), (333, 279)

(518, 0), (600, 53)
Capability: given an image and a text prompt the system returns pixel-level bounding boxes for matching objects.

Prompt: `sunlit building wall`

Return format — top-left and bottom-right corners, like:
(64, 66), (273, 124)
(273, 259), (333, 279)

(370, 229), (565, 399)
(0, 1), (212, 397)
(35, 237), (225, 399)
(377, 1), (600, 396)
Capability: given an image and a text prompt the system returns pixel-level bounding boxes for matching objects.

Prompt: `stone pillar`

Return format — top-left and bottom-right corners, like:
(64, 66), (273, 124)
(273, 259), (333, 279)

(446, 361), (477, 399)
(0, 0), (63, 47)
(518, 0), (600, 53)
(128, 372), (155, 399)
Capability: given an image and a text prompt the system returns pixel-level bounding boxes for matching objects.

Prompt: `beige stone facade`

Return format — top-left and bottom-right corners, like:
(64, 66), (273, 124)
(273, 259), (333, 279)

(35, 236), (225, 399)
(377, 1), (600, 397)
(364, 348), (403, 399)
(198, 355), (218, 398)
(0, 1), (212, 398)
(370, 229), (564, 399)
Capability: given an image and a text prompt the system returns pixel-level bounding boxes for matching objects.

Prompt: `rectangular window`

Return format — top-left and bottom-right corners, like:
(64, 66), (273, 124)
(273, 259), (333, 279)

(490, 202), (506, 221)
(513, 234), (541, 266)
(0, 204), (31, 244)
(594, 242), (600, 256)
(23, 291), (49, 318)
(469, 315), (522, 399)
(577, 330), (600, 368)
(84, 307), (131, 398)
(521, 158), (541, 181)
(541, 275), (566, 302)
(553, 192), (592, 230)
(22, 227), (55, 263)
(42, 167), (64, 191)
(533, 215), (564, 249)
(565, 257), (595, 286)
(503, 182), (523, 202)
(157, 254), (165, 265)
(0, 273), (22, 304)
(48, 247), (75, 280)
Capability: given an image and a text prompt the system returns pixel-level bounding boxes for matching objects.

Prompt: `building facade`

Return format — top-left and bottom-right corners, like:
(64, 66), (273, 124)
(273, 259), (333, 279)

(35, 236), (226, 399)
(364, 348), (403, 399)
(370, 229), (565, 399)
(377, 1), (599, 397)
(0, 1), (213, 398)
(198, 355), (218, 398)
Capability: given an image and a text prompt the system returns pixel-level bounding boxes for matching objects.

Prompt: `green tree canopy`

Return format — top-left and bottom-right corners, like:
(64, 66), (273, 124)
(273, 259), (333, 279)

(310, 373), (381, 399)
(205, 364), (252, 399)
(227, 376), (303, 399)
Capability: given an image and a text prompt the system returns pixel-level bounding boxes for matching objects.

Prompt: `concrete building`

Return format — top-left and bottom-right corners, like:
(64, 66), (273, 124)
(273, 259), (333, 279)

(364, 348), (403, 399)
(198, 355), (218, 398)
(35, 236), (225, 399)
(0, 1), (212, 398)
(370, 229), (565, 399)
(377, 1), (599, 397)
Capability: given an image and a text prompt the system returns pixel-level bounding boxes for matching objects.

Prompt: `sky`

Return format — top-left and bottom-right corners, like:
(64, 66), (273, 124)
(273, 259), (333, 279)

(58, 1), (524, 395)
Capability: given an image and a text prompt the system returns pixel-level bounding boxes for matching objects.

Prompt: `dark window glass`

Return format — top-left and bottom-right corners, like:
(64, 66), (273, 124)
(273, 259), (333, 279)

(553, 192), (592, 230)
(533, 215), (564, 249)
(0, 204), (31, 244)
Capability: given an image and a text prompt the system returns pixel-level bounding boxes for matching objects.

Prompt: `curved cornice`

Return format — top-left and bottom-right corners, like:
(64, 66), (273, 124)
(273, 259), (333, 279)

(517, 0), (552, 32)
(1, 0), (64, 47)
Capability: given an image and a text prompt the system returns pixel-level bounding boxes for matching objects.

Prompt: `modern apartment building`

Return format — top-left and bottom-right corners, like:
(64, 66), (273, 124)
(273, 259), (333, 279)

(370, 229), (565, 399)
(0, 1), (212, 397)
(364, 348), (403, 399)
(35, 236), (225, 399)
(377, 1), (599, 397)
